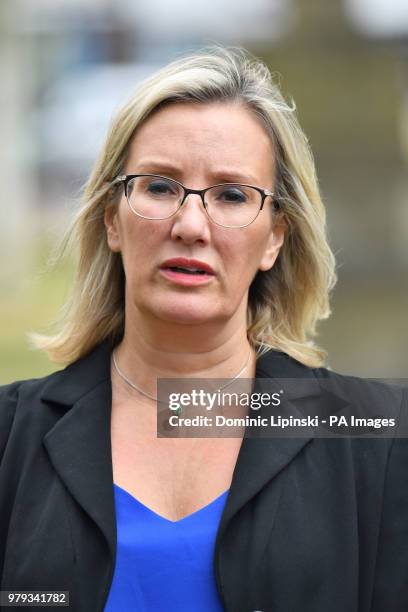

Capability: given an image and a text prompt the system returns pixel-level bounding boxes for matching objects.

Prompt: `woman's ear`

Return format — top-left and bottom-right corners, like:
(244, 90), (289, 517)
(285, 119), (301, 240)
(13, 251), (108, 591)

(104, 204), (122, 253)
(258, 213), (288, 272)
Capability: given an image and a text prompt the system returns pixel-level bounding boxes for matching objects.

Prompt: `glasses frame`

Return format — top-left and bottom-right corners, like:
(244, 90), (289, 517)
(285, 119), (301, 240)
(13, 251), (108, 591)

(111, 173), (277, 228)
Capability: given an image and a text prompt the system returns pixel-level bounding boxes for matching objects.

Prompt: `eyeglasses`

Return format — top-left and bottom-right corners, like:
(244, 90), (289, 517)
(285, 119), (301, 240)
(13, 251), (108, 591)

(111, 174), (278, 228)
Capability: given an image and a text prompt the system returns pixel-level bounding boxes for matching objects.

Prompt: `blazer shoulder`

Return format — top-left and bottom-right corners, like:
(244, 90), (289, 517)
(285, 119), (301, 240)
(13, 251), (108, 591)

(313, 363), (406, 401)
(314, 365), (408, 443)
(0, 370), (65, 462)
(0, 369), (65, 405)
(257, 349), (406, 417)
(0, 380), (24, 464)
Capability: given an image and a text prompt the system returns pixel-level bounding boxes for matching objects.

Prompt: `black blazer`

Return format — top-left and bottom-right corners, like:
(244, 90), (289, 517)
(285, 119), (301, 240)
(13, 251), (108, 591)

(0, 341), (407, 612)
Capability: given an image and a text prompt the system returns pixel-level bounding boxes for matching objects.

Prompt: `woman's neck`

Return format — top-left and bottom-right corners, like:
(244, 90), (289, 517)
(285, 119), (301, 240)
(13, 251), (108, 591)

(113, 309), (256, 394)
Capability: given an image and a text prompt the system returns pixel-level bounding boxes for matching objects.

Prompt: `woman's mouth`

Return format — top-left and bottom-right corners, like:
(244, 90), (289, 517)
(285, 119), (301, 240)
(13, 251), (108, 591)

(159, 266), (215, 286)
(159, 259), (215, 286)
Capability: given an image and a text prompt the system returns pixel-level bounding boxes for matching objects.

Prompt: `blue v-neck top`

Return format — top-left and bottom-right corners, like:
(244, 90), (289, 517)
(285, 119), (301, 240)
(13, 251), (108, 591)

(103, 484), (228, 611)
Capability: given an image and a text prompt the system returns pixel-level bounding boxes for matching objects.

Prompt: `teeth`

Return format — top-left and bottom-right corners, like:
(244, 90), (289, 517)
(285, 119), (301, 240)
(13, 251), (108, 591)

(170, 266), (206, 274)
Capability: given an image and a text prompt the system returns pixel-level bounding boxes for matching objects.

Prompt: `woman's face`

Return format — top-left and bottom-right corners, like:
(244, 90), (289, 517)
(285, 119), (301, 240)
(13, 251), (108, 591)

(105, 101), (286, 327)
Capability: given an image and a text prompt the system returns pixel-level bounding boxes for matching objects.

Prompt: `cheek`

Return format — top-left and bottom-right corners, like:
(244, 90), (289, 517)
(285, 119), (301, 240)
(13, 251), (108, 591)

(250, 221), (275, 260)
(219, 235), (262, 283)
(227, 227), (271, 262)
(121, 216), (164, 255)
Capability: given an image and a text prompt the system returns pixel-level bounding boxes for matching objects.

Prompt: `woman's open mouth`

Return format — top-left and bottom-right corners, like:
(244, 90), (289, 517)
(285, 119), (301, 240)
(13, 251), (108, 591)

(159, 266), (214, 286)
(159, 258), (215, 286)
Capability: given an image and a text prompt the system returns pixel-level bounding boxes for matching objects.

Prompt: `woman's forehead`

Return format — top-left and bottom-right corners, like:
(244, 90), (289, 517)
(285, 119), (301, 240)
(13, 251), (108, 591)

(126, 101), (275, 181)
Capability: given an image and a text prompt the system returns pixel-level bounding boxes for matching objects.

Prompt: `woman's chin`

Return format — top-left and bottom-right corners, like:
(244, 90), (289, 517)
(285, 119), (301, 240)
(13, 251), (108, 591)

(148, 298), (225, 326)
(157, 307), (219, 326)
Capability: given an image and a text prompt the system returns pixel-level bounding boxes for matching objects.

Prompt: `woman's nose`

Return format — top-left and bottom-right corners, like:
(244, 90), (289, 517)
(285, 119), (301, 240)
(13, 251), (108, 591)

(170, 194), (211, 244)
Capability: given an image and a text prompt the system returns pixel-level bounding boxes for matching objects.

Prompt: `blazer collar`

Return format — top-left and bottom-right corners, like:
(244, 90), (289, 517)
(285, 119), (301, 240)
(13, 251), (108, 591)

(41, 341), (329, 561)
(41, 340), (112, 407)
(40, 340), (322, 406)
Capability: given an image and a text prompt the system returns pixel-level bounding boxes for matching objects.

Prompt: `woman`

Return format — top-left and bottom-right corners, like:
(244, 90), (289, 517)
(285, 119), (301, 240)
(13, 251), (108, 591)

(0, 47), (407, 611)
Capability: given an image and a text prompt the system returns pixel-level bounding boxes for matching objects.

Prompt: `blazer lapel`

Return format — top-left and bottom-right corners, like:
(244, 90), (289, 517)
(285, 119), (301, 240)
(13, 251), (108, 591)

(41, 342), (116, 560)
(217, 349), (322, 532)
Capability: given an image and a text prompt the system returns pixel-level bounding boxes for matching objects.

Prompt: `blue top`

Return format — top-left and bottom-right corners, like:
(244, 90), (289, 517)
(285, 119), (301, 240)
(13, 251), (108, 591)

(104, 484), (228, 611)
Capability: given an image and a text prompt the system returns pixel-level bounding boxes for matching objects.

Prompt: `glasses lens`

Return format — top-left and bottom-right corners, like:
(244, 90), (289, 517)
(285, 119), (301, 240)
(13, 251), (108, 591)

(126, 176), (183, 219)
(205, 185), (262, 227)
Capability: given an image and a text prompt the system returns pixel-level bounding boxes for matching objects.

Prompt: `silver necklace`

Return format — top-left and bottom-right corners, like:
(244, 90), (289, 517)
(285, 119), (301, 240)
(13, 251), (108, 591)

(111, 347), (252, 408)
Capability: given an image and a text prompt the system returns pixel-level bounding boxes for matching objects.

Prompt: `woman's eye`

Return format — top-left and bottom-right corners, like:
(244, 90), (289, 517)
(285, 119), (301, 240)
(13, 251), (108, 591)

(147, 180), (176, 196)
(219, 188), (247, 204)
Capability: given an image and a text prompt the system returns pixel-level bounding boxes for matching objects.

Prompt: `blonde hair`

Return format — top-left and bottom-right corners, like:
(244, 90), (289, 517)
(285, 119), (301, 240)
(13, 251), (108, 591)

(31, 46), (337, 368)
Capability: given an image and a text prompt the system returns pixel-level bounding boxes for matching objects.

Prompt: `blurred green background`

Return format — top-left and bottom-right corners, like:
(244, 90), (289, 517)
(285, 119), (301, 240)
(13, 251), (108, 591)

(1, 0), (407, 383)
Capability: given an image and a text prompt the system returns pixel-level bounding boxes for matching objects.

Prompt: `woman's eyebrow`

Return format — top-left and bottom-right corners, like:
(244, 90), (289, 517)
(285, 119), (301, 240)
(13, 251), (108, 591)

(206, 170), (260, 185)
(130, 159), (260, 185)
(133, 160), (183, 177)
